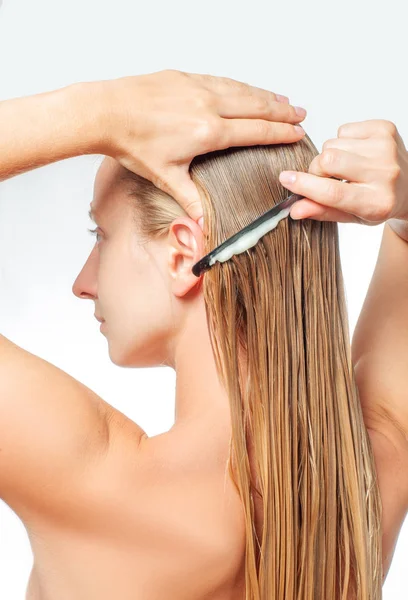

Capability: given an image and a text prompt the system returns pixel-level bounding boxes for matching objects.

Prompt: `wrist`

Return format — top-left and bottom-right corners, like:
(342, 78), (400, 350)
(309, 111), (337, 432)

(0, 82), (112, 183)
(65, 80), (113, 156)
(387, 218), (408, 242)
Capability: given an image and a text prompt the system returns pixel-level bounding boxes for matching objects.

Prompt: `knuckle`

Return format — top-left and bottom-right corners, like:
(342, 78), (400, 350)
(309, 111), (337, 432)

(193, 117), (216, 144)
(386, 138), (399, 162)
(193, 91), (212, 111)
(307, 155), (321, 175)
(221, 76), (246, 91)
(376, 195), (394, 221)
(253, 119), (271, 141)
(386, 163), (401, 183)
(322, 138), (337, 151)
(327, 179), (344, 206)
(320, 149), (338, 169)
(378, 136), (396, 155)
(337, 123), (352, 137)
(161, 68), (180, 79)
(381, 120), (397, 137)
(253, 95), (269, 113)
(195, 116), (225, 148)
(236, 79), (251, 92)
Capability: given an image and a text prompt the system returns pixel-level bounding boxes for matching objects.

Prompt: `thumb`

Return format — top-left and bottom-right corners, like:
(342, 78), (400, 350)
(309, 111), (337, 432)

(163, 168), (204, 223)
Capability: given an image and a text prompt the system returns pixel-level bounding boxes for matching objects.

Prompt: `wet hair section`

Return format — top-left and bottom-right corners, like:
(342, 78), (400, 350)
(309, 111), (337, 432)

(192, 192), (303, 277)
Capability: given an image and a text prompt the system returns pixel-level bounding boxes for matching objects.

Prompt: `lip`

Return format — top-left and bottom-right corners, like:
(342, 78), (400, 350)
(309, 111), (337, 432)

(94, 315), (105, 323)
(100, 322), (106, 332)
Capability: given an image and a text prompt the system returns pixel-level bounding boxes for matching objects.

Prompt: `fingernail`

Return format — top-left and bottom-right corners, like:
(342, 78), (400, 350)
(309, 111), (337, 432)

(198, 216), (204, 230)
(294, 125), (305, 134)
(290, 209), (303, 220)
(294, 106), (307, 117)
(279, 171), (297, 184)
(276, 94), (289, 103)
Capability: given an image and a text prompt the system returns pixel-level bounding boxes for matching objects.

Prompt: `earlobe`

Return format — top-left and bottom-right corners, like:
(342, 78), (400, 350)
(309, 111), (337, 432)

(168, 218), (204, 298)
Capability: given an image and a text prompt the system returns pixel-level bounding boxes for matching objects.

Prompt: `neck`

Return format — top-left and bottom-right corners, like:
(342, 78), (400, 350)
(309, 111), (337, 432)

(171, 298), (232, 440)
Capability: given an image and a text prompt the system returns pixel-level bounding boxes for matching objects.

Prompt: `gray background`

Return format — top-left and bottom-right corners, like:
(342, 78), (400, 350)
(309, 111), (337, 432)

(0, 0), (407, 597)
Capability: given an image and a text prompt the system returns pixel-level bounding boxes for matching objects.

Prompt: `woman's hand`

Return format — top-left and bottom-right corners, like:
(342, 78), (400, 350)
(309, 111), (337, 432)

(100, 69), (307, 222)
(278, 119), (408, 228)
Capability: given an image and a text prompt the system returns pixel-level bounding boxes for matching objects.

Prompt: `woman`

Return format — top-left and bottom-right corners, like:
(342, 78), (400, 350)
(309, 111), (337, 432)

(0, 70), (407, 599)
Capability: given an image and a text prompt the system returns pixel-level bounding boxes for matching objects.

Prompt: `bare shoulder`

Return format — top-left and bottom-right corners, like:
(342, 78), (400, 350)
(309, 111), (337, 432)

(0, 333), (146, 525)
(101, 418), (408, 587)
(23, 424), (246, 600)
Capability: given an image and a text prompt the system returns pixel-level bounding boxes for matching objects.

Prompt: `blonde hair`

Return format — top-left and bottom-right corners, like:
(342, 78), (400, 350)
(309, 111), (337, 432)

(119, 134), (383, 599)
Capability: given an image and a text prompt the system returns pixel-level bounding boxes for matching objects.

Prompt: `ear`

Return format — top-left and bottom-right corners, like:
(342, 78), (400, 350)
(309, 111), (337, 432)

(167, 217), (205, 298)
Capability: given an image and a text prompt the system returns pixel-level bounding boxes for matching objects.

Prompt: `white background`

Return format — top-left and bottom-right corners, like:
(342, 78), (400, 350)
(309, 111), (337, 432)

(0, 0), (407, 597)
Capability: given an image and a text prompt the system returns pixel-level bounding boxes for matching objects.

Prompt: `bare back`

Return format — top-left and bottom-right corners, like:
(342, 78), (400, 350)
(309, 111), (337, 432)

(0, 331), (399, 600)
(21, 407), (408, 600)
(24, 416), (247, 600)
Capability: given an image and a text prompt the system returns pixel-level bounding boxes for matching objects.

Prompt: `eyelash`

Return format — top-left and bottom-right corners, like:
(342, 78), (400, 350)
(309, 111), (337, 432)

(87, 227), (102, 243)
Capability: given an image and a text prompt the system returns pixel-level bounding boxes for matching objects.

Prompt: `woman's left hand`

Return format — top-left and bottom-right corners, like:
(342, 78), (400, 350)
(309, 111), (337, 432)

(278, 119), (408, 226)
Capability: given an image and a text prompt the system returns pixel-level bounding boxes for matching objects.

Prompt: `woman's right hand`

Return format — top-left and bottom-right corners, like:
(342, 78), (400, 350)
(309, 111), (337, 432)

(98, 69), (307, 222)
(278, 119), (408, 234)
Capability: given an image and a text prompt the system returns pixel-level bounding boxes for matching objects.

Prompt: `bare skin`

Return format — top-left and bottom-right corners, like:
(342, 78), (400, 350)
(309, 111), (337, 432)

(24, 412), (247, 600)
(12, 161), (408, 599)
(0, 73), (306, 599)
(15, 360), (408, 599)
(0, 73), (407, 599)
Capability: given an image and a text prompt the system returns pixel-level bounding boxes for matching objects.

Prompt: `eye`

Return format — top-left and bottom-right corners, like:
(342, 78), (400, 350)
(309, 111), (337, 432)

(87, 227), (102, 244)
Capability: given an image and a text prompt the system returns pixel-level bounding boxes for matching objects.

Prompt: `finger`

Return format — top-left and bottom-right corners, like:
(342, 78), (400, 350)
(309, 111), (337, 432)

(338, 119), (398, 140)
(160, 168), (203, 222)
(275, 94), (290, 103)
(278, 170), (372, 218)
(319, 137), (384, 159)
(289, 198), (364, 224)
(188, 72), (292, 109)
(307, 148), (375, 182)
(216, 95), (306, 123)
(218, 119), (305, 148)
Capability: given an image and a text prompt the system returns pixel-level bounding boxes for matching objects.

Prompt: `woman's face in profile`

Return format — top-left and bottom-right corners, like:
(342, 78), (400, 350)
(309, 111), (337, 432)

(72, 157), (175, 368)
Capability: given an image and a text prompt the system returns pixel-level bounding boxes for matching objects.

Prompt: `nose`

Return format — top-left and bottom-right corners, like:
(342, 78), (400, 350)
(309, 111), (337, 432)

(72, 248), (99, 300)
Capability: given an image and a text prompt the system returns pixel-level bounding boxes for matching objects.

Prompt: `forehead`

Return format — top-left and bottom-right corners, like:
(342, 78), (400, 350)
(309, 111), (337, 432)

(90, 157), (130, 216)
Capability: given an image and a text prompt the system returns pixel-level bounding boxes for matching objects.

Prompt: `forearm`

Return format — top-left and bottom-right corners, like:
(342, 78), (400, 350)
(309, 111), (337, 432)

(0, 81), (108, 182)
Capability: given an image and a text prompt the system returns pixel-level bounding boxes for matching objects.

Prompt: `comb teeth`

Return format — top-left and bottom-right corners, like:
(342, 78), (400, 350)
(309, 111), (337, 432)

(192, 192), (303, 277)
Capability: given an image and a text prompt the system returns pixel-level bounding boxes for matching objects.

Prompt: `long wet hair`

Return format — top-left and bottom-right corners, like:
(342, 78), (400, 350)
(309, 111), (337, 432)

(116, 133), (383, 599)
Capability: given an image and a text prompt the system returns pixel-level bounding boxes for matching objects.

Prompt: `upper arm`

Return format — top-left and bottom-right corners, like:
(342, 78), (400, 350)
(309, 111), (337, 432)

(351, 223), (408, 577)
(352, 223), (408, 447)
(0, 334), (114, 522)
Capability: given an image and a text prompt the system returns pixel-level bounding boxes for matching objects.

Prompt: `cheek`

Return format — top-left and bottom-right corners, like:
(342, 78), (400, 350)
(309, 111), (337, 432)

(111, 264), (170, 328)
(126, 272), (170, 326)
(100, 243), (172, 331)
(109, 285), (174, 368)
